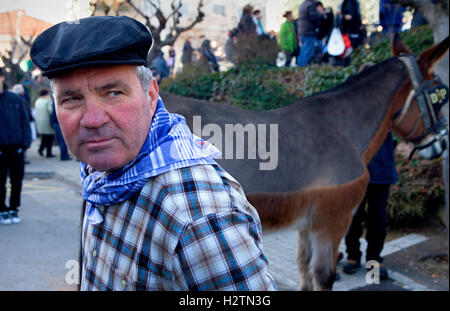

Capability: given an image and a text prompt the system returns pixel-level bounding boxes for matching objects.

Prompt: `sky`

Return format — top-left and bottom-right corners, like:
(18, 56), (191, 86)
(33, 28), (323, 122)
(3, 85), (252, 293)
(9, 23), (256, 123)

(0, 0), (92, 24)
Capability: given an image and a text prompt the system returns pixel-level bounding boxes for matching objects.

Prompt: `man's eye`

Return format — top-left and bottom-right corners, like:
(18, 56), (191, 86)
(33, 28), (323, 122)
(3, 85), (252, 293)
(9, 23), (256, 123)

(62, 97), (81, 104)
(108, 90), (123, 97)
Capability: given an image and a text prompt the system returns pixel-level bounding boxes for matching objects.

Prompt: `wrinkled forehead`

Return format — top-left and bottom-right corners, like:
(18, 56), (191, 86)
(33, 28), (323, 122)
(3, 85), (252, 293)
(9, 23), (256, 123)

(51, 65), (139, 92)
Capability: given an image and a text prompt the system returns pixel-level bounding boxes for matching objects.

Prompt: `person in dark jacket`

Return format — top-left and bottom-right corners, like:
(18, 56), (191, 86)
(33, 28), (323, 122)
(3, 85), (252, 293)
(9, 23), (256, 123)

(339, 0), (363, 48)
(379, 0), (405, 35)
(237, 4), (256, 38)
(181, 37), (194, 65)
(297, 0), (326, 66)
(200, 39), (220, 73)
(0, 68), (32, 225)
(343, 132), (398, 281)
(151, 51), (169, 83)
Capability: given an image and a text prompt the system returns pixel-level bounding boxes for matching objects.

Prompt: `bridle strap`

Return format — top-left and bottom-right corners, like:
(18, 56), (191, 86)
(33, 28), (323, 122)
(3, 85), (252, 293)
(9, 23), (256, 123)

(393, 89), (415, 126)
(397, 55), (435, 129)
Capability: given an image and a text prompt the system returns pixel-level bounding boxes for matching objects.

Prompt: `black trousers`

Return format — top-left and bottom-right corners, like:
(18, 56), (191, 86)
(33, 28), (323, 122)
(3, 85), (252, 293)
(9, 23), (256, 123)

(345, 183), (390, 263)
(39, 134), (54, 157)
(0, 146), (25, 212)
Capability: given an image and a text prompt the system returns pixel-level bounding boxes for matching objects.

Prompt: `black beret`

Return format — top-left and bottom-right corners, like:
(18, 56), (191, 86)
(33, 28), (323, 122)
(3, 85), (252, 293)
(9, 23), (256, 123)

(30, 16), (153, 77)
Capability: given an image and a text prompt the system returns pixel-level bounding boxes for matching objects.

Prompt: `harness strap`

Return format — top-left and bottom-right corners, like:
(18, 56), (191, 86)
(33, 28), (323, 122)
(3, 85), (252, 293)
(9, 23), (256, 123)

(398, 55), (434, 129)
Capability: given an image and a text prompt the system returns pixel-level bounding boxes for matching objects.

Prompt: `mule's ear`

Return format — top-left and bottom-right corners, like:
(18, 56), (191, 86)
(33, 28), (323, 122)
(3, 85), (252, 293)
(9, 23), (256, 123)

(392, 33), (413, 56)
(419, 36), (450, 69)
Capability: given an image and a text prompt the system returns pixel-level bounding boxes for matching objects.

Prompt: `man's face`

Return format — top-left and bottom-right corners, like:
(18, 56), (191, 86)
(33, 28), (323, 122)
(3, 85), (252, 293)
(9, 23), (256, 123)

(52, 65), (159, 172)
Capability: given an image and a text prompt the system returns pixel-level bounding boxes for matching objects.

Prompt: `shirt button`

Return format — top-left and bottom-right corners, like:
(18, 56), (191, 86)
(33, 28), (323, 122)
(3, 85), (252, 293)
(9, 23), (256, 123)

(121, 280), (127, 287)
(92, 250), (97, 257)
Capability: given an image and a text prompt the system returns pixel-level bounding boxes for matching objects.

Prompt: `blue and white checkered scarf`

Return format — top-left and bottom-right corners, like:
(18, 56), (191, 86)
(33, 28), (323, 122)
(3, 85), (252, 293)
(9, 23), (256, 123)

(81, 98), (221, 224)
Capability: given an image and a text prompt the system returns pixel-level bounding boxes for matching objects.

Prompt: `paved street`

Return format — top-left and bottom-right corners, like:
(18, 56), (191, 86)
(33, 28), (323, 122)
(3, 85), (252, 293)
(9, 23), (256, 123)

(0, 141), (81, 291)
(0, 140), (447, 291)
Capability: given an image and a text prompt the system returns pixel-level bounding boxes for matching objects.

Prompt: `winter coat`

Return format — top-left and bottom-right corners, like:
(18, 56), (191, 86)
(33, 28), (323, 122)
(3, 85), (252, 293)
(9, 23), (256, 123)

(278, 20), (298, 53)
(35, 96), (54, 135)
(297, 0), (324, 36)
(152, 53), (169, 79)
(181, 41), (194, 64)
(0, 90), (31, 148)
(340, 0), (362, 34)
(237, 13), (256, 37)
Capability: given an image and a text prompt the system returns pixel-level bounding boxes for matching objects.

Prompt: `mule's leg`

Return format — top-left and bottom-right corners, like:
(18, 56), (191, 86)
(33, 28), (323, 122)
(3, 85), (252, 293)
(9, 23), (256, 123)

(309, 232), (336, 290)
(297, 229), (313, 291)
(309, 212), (354, 290)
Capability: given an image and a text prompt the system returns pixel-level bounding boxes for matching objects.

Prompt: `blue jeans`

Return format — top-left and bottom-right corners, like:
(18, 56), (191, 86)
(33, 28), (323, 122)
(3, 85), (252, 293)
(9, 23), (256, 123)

(297, 35), (316, 67)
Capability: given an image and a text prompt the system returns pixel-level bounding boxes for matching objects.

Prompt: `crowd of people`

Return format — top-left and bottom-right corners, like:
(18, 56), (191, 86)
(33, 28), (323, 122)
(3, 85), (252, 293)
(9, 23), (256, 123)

(276, 0), (409, 68)
(171, 0), (414, 75)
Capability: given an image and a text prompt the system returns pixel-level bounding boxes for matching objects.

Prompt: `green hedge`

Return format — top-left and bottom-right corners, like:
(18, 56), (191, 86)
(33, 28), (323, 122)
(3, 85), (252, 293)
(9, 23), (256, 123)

(387, 154), (445, 228)
(161, 25), (434, 110)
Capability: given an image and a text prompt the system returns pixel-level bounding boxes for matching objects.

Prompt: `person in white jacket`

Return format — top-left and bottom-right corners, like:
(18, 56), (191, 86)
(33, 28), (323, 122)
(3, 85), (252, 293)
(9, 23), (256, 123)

(34, 88), (55, 158)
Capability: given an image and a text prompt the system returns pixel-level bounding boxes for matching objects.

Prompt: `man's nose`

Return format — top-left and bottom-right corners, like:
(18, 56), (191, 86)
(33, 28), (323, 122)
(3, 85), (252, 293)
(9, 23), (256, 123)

(80, 97), (109, 128)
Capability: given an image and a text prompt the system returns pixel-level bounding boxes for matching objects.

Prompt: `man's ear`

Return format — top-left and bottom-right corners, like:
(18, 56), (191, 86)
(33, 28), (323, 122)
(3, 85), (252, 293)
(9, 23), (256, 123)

(147, 77), (159, 108)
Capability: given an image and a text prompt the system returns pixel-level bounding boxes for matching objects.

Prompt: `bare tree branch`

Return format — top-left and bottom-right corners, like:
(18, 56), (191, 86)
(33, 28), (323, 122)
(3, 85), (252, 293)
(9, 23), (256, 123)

(91, 0), (204, 62)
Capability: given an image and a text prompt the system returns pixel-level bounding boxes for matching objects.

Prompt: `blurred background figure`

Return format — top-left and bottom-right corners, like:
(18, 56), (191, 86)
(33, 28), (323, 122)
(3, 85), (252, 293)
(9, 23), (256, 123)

(166, 46), (176, 77)
(339, 0), (364, 49)
(278, 11), (298, 67)
(200, 39), (220, 73)
(11, 84), (35, 164)
(253, 9), (268, 38)
(181, 37), (194, 66)
(152, 51), (169, 84)
(237, 4), (256, 38)
(225, 30), (238, 64)
(297, 0), (326, 67)
(0, 68), (31, 225)
(379, 0), (406, 35)
(34, 88), (55, 158)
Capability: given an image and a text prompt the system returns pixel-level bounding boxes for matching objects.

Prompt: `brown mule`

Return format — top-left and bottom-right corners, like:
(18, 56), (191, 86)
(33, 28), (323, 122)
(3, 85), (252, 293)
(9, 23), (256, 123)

(162, 36), (449, 290)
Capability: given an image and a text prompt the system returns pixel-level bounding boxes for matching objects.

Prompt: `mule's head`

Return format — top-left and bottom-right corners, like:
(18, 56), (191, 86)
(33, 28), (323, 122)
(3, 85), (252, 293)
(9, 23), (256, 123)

(391, 35), (449, 159)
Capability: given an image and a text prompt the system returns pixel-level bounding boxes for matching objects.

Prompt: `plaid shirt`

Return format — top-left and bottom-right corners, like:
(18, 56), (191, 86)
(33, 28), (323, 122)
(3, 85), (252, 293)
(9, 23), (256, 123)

(81, 163), (277, 291)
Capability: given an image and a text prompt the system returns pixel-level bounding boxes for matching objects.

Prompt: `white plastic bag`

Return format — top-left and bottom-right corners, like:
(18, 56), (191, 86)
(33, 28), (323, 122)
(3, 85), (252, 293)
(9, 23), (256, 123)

(327, 27), (345, 56)
(276, 51), (287, 67)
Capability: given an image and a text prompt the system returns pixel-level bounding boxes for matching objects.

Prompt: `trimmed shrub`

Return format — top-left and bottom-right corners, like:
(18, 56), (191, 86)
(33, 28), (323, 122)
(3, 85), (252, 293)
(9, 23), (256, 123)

(387, 154), (445, 228)
(231, 34), (279, 67)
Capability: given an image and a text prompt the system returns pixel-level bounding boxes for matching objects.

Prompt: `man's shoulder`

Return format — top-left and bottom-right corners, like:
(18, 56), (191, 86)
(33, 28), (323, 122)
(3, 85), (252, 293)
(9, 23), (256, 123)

(2, 91), (23, 102)
(138, 164), (250, 225)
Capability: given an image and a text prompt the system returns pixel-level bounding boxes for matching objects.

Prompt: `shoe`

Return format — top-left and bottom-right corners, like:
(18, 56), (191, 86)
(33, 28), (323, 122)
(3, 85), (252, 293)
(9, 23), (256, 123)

(8, 210), (21, 224)
(0, 211), (12, 225)
(60, 156), (72, 161)
(46, 154), (56, 158)
(38, 149), (44, 157)
(343, 259), (361, 274)
(335, 272), (341, 281)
